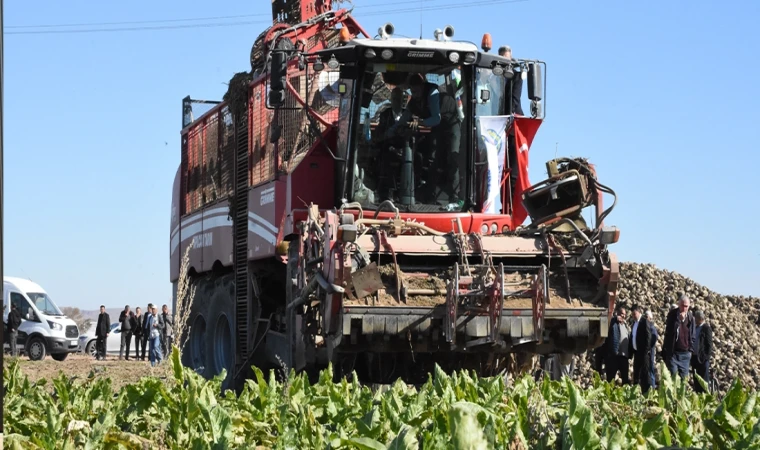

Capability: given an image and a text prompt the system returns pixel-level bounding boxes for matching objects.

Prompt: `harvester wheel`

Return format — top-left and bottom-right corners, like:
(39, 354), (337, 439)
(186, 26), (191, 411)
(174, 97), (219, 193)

(205, 273), (236, 390)
(182, 276), (211, 378)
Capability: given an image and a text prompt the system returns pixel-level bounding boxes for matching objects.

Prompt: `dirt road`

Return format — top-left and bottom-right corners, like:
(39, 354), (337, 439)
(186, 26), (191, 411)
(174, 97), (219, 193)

(5, 353), (173, 392)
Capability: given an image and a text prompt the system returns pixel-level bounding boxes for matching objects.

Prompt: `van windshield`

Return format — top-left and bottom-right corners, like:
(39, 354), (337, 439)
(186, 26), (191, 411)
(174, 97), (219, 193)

(26, 293), (63, 316)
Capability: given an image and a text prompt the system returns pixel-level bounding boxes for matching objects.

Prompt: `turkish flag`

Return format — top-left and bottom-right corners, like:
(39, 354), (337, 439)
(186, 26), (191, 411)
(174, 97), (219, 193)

(511, 116), (543, 227)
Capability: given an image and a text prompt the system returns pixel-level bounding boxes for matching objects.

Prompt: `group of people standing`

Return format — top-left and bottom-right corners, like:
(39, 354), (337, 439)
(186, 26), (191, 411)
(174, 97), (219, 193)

(94, 302), (174, 367)
(595, 293), (714, 394)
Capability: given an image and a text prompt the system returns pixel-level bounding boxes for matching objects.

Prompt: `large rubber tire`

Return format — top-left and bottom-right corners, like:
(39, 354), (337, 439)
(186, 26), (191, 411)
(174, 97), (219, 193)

(52, 352), (69, 362)
(85, 340), (97, 358)
(205, 273), (236, 390)
(27, 337), (47, 361)
(182, 276), (212, 378)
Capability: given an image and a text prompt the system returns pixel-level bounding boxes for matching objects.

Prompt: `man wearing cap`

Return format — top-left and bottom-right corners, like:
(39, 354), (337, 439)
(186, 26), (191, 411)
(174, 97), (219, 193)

(390, 73), (462, 204)
(663, 294), (696, 380)
(691, 310), (713, 393)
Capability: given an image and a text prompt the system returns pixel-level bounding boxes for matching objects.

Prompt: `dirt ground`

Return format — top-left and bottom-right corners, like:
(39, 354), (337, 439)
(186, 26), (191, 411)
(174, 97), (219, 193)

(4, 353), (173, 392)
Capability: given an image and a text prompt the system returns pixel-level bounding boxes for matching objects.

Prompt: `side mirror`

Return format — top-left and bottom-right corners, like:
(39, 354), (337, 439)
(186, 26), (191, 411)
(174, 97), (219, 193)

(527, 62), (543, 101)
(480, 89), (491, 103)
(269, 49), (288, 107)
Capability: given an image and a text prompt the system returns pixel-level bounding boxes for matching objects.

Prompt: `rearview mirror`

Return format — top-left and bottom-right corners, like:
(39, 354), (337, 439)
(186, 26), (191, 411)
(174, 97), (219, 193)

(527, 62), (543, 101)
(269, 50), (288, 107)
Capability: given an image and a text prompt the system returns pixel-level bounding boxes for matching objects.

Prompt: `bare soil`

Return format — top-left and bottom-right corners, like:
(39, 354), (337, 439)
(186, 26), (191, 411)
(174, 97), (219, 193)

(4, 353), (173, 393)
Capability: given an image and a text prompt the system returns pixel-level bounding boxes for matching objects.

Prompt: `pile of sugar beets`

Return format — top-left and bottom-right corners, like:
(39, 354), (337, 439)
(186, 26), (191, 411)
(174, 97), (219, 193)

(571, 262), (760, 394)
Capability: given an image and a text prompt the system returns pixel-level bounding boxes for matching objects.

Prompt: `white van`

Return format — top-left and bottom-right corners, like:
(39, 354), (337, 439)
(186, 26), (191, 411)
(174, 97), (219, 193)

(3, 276), (80, 360)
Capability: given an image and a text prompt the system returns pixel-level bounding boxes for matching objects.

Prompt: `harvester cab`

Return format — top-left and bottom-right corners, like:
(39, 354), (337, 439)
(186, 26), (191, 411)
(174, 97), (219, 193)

(268, 24), (546, 216)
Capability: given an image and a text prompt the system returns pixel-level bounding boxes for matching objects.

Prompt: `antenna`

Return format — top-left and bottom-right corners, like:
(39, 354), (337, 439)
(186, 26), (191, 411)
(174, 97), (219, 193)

(554, 142), (558, 159)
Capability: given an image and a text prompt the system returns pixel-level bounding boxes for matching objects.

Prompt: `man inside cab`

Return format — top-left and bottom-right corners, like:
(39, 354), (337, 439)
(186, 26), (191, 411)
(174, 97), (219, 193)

(373, 87), (408, 201)
(390, 73), (462, 205)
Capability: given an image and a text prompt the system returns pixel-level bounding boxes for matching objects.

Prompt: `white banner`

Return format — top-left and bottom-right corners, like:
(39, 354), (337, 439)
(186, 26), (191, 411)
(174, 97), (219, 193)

(477, 115), (511, 214)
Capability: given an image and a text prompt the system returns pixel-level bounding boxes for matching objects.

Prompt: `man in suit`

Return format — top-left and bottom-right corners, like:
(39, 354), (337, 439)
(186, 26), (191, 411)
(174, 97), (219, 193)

(630, 304), (653, 393)
(606, 306), (630, 384)
(691, 310), (714, 393)
(140, 303), (153, 361)
(95, 305), (111, 360)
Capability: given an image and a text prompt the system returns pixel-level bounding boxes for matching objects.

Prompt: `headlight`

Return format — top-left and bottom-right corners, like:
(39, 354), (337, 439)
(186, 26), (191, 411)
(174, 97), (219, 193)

(381, 49), (394, 60)
(463, 52), (476, 64)
(47, 320), (63, 331)
(448, 52), (460, 63)
(364, 49), (376, 59)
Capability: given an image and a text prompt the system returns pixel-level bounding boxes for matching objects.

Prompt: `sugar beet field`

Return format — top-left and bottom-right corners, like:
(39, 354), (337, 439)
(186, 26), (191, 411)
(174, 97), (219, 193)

(2, 347), (760, 449)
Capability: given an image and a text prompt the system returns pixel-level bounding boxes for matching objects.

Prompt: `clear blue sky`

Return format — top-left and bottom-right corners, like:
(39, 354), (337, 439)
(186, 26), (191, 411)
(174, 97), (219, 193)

(4, 0), (759, 310)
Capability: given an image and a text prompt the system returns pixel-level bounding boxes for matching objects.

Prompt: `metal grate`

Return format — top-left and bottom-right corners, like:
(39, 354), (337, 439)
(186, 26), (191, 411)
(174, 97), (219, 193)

(234, 110), (251, 364)
(274, 66), (341, 172)
(182, 107), (238, 215)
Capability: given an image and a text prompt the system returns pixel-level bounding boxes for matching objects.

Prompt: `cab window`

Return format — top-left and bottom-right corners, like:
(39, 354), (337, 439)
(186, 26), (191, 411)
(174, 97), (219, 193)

(10, 293), (35, 320)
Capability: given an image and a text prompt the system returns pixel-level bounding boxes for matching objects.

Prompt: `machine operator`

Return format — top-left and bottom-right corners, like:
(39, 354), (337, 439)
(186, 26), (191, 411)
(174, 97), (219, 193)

(373, 87), (408, 201)
(389, 73), (462, 204)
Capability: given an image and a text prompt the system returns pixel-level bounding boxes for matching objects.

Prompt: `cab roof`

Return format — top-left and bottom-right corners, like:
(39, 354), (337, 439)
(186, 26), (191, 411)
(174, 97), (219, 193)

(4, 276), (47, 294)
(311, 36), (520, 68)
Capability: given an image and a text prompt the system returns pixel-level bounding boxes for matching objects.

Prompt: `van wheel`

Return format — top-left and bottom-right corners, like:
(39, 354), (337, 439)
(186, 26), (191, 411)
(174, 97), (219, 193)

(52, 353), (69, 362)
(27, 337), (47, 361)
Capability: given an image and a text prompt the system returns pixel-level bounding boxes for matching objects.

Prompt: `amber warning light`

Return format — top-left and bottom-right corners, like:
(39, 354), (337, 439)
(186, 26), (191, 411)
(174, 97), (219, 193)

(481, 33), (492, 52)
(339, 27), (351, 43)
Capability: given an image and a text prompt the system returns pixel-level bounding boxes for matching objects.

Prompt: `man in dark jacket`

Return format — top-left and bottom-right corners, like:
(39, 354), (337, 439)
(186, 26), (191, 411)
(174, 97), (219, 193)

(646, 310), (659, 388)
(118, 305), (136, 360)
(140, 303), (153, 361)
(630, 305), (653, 393)
(7, 303), (22, 357)
(663, 294), (696, 380)
(606, 306), (630, 384)
(691, 310), (713, 393)
(161, 304), (174, 358)
(95, 305), (111, 360)
(133, 307), (144, 360)
(391, 73), (462, 204)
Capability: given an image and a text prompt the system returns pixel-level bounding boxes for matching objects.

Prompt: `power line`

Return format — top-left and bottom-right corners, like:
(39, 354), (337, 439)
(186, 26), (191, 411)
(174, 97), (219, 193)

(6, 13), (267, 29)
(5, 0), (529, 35)
(6, 20), (269, 35)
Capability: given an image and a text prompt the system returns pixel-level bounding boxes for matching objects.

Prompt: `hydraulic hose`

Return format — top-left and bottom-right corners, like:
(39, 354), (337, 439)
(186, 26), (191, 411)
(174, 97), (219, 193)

(355, 218), (446, 236)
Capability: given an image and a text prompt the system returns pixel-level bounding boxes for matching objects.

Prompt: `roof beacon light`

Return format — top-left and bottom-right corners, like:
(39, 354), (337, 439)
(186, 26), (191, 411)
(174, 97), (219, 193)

(339, 27), (351, 43)
(481, 33), (492, 52)
(379, 23), (394, 40)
